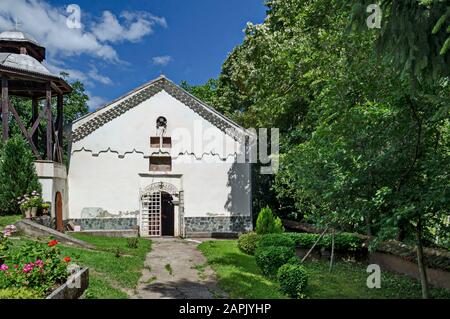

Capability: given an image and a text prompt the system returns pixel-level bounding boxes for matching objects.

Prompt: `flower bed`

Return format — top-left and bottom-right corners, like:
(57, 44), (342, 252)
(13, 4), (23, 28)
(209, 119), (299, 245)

(0, 225), (87, 299)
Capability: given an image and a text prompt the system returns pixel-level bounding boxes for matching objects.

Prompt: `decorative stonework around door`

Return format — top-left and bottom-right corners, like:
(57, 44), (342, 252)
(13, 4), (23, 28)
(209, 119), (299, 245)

(140, 182), (180, 237)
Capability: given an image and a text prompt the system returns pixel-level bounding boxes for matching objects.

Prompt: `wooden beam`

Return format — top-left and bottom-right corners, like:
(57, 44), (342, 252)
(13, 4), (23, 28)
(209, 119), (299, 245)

(31, 97), (39, 147)
(1, 78), (8, 141)
(29, 107), (47, 137)
(46, 82), (53, 161)
(56, 94), (63, 163)
(9, 103), (42, 159)
(51, 82), (63, 95)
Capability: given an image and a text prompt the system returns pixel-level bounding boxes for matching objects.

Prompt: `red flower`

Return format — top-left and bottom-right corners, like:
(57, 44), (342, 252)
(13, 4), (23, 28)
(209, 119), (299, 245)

(63, 257), (71, 263)
(48, 240), (58, 247)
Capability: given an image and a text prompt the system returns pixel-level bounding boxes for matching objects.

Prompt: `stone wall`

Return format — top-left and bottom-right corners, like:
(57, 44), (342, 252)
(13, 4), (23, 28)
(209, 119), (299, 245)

(67, 218), (138, 231)
(184, 216), (252, 233)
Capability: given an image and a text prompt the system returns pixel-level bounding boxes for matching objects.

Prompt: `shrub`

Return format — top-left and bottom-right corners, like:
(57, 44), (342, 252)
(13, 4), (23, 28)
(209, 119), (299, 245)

(0, 135), (41, 215)
(254, 246), (295, 277)
(0, 287), (44, 299)
(286, 233), (321, 248)
(258, 233), (295, 249)
(286, 232), (364, 251)
(277, 263), (308, 298)
(237, 232), (261, 255)
(255, 206), (284, 235)
(287, 256), (301, 265)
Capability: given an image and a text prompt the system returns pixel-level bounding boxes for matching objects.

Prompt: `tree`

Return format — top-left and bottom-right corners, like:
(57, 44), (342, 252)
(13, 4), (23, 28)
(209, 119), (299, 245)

(0, 135), (42, 215)
(350, 0), (450, 81)
(255, 206), (284, 234)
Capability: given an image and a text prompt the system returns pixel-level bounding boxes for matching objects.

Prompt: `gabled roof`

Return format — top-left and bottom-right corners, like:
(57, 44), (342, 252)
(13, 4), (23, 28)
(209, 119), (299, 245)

(72, 76), (252, 143)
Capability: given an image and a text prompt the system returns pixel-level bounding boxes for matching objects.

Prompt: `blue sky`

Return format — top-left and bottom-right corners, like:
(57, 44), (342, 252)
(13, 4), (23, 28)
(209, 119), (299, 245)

(0, 0), (266, 110)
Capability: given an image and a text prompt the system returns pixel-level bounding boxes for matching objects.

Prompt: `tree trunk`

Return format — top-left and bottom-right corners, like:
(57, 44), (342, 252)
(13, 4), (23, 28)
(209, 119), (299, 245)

(416, 218), (429, 299)
(301, 226), (328, 263)
(329, 232), (335, 272)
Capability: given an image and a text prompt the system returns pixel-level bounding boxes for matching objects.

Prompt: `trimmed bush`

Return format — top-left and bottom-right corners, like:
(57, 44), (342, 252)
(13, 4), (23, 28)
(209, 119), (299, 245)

(0, 287), (44, 299)
(258, 233), (295, 249)
(255, 206), (284, 235)
(287, 256), (301, 265)
(286, 232), (364, 251)
(254, 246), (295, 277)
(237, 232), (261, 255)
(277, 263), (308, 298)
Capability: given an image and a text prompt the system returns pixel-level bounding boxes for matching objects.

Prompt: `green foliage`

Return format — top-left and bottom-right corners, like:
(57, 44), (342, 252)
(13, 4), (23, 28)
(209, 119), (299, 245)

(257, 233), (295, 249)
(185, 0), (449, 259)
(0, 135), (42, 215)
(277, 263), (308, 298)
(254, 246), (295, 277)
(351, 0), (450, 81)
(237, 232), (261, 255)
(0, 287), (44, 299)
(0, 239), (71, 294)
(255, 206), (284, 235)
(286, 232), (364, 251)
(199, 240), (450, 299)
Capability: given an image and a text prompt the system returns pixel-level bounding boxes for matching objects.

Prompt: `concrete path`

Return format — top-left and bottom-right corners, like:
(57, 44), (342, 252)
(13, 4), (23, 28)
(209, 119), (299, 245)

(133, 238), (227, 299)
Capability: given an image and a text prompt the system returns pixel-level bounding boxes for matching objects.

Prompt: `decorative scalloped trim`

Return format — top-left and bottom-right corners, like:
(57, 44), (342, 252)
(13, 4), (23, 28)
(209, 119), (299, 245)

(71, 77), (248, 143)
(71, 147), (243, 161)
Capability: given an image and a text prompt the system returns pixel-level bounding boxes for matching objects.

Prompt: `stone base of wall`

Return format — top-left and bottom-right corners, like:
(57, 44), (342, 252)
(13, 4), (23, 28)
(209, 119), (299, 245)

(33, 215), (55, 229)
(184, 216), (252, 233)
(67, 218), (138, 231)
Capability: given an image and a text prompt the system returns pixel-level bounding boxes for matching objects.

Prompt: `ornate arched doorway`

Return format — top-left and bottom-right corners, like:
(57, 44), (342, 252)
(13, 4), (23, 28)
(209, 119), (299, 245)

(140, 182), (181, 237)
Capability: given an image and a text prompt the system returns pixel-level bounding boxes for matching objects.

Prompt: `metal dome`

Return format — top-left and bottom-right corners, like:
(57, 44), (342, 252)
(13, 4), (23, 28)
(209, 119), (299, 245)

(0, 30), (40, 46)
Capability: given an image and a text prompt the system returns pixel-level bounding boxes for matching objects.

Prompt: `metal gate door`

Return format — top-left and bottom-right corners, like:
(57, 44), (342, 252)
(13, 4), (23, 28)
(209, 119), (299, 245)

(141, 191), (161, 236)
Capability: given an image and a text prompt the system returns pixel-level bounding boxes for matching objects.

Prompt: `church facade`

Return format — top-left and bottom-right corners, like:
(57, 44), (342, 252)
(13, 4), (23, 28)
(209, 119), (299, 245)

(67, 76), (253, 237)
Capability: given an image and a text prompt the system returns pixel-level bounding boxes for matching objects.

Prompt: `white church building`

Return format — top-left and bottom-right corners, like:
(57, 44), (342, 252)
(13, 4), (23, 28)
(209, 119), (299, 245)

(66, 76), (253, 237)
(0, 30), (252, 237)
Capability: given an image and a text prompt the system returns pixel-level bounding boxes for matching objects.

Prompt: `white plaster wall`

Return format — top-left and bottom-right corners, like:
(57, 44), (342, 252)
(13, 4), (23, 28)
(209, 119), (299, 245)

(35, 162), (69, 220)
(68, 90), (251, 220)
(72, 91), (244, 159)
(68, 152), (251, 219)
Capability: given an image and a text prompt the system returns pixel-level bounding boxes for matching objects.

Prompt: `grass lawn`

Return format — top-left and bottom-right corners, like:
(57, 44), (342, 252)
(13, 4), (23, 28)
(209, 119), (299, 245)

(198, 240), (450, 299)
(0, 214), (22, 230)
(198, 240), (287, 298)
(59, 234), (151, 299)
(4, 233), (151, 299)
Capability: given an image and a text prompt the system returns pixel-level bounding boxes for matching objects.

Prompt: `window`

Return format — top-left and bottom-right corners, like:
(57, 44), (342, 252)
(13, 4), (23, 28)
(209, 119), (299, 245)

(150, 136), (172, 148)
(149, 156), (172, 172)
(162, 137), (172, 148)
(150, 137), (160, 148)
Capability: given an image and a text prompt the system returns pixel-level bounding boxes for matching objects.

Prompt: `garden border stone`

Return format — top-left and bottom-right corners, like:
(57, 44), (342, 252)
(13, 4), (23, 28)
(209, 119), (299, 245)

(46, 267), (89, 299)
(15, 219), (95, 249)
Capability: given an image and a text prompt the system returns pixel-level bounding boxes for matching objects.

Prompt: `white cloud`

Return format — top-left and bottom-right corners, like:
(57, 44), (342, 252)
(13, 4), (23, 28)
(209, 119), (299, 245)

(152, 55), (172, 66)
(88, 67), (112, 85)
(0, 0), (166, 62)
(86, 91), (107, 111)
(92, 11), (167, 43)
(45, 61), (88, 83)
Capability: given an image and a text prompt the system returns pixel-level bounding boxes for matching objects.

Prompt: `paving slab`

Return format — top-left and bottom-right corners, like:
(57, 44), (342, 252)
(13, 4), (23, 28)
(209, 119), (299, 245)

(134, 238), (226, 299)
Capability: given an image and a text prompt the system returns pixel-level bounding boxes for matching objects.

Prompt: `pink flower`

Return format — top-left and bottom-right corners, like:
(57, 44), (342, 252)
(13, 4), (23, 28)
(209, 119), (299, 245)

(35, 259), (44, 267)
(22, 263), (34, 273)
(0, 264), (8, 271)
